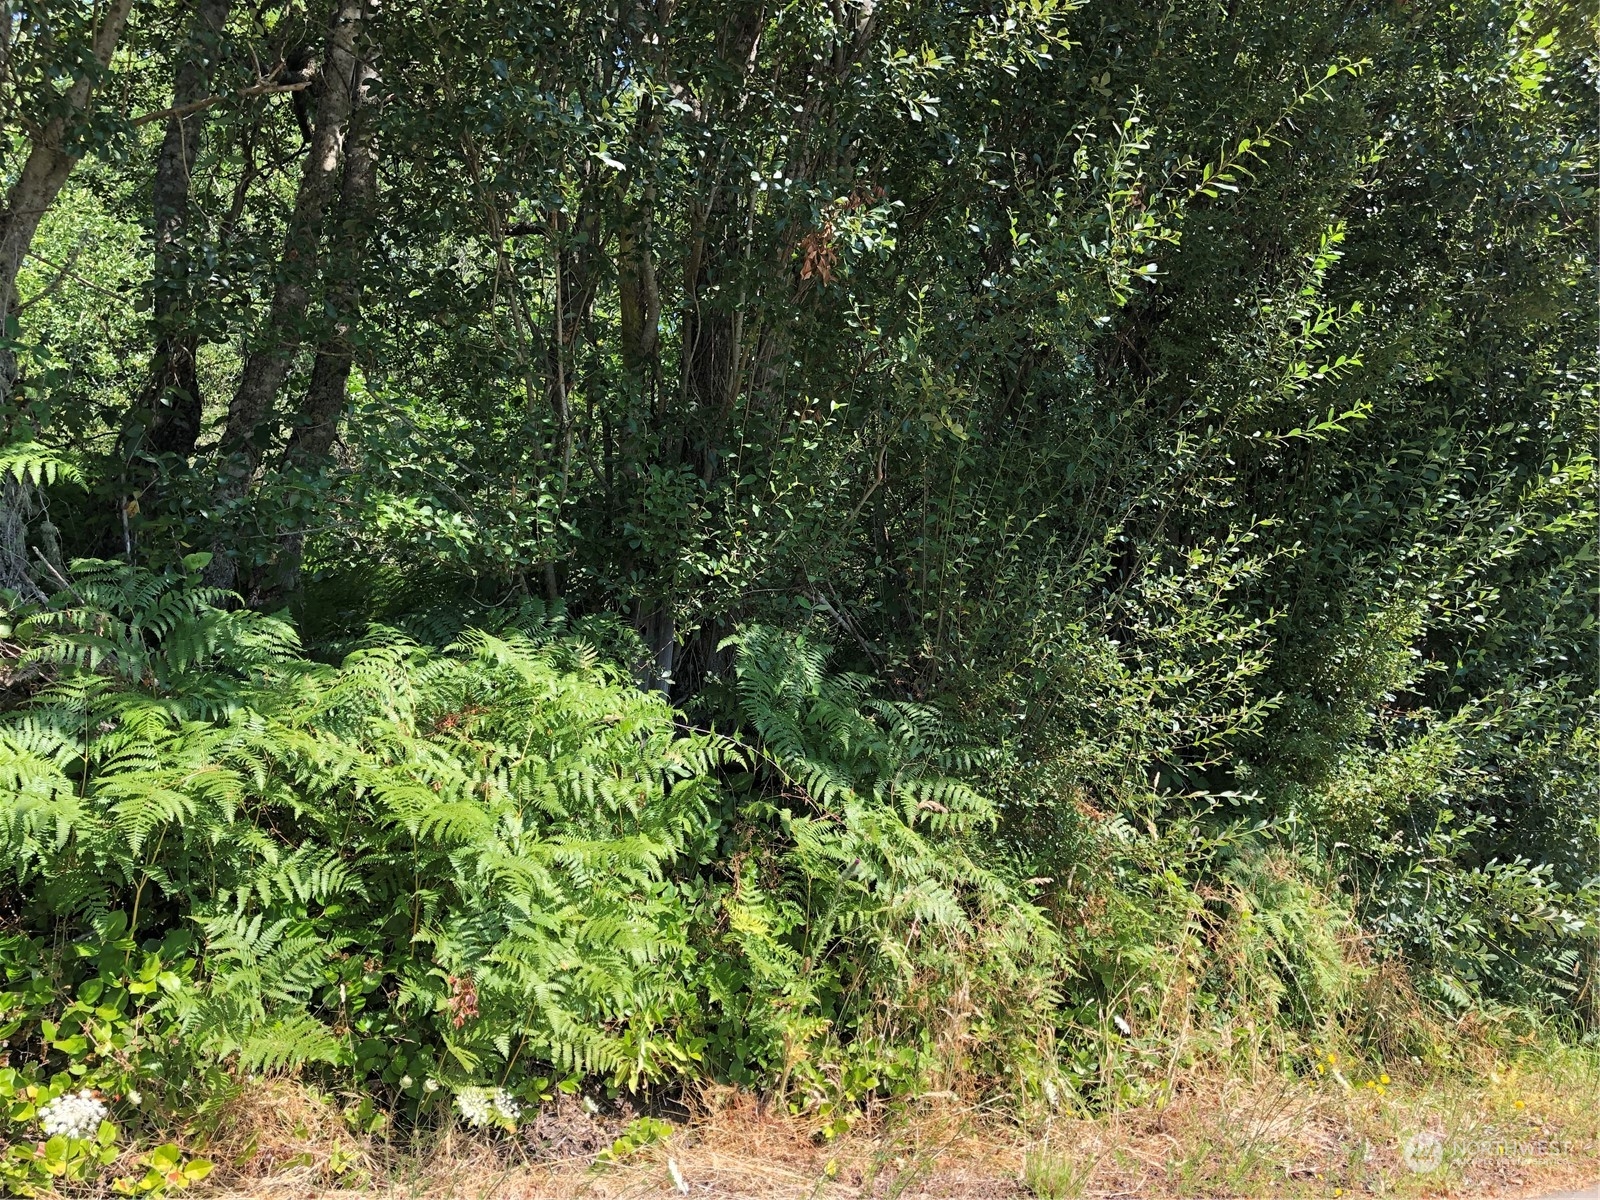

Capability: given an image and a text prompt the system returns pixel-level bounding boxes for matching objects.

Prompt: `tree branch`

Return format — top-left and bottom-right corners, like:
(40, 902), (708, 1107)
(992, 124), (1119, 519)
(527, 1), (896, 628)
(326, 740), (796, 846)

(129, 78), (312, 128)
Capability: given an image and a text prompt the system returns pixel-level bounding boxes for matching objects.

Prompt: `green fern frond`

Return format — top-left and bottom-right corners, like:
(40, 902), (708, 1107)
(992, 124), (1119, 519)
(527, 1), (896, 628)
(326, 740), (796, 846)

(0, 440), (83, 487)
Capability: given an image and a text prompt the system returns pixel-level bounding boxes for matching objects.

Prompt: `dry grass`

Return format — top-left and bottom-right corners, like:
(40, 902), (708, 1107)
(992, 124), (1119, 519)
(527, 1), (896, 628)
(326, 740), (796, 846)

(184, 1050), (1599, 1200)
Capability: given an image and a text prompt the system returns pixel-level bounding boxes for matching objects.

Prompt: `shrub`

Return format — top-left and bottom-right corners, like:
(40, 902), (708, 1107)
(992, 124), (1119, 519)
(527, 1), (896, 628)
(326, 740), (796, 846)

(0, 564), (1061, 1157)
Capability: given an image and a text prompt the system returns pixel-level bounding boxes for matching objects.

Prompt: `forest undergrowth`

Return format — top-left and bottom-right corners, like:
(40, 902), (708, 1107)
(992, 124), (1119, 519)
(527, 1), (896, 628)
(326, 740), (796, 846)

(1, 0), (1596, 1194)
(0, 562), (1595, 1196)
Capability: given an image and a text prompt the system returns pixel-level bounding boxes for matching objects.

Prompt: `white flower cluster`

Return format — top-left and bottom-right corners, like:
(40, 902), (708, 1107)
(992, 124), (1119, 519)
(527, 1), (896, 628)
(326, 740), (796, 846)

(454, 1086), (520, 1128)
(39, 1090), (107, 1140)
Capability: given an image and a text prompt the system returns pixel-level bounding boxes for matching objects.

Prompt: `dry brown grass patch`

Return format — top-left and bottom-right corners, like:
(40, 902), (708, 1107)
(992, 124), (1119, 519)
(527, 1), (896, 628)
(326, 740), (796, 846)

(177, 1054), (1598, 1200)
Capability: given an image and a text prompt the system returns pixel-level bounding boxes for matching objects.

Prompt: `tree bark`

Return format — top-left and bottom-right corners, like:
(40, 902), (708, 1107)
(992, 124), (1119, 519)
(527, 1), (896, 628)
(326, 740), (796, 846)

(0, 0), (137, 597)
(0, 0), (136, 327)
(676, 7), (764, 459)
(259, 50), (378, 602)
(617, 96), (661, 386)
(0, 7), (17, 93)
(130, 0), (234, 463)
(282, 59), (376, 474)
(206, 0), (365, 588)
(630, 5), (762, 689)
(213, 0), (364, 489)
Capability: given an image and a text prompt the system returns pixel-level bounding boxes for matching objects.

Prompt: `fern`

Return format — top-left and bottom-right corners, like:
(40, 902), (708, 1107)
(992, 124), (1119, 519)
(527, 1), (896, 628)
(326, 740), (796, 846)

(234, 1014), (346, 1073)
(0, 440), (82, 488)
(0, 571), (1063, 1101)
(0, 561), (737, 1088)
(716, 625), (1062, 1088)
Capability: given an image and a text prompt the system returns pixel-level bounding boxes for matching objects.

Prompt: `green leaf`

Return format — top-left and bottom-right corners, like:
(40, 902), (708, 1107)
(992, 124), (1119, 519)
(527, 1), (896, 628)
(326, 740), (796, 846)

(149, 1144), (181, 1171)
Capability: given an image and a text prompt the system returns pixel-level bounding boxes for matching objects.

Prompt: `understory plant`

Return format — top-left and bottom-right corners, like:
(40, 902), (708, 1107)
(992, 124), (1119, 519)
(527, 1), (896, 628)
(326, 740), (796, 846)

(0, 558), (1593, 1192)
(0, 562), (1063, 1163)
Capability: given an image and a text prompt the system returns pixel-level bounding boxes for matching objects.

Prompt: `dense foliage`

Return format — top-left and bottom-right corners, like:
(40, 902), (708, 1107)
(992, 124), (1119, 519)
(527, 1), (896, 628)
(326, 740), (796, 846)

(0, 0), (1593, 1177)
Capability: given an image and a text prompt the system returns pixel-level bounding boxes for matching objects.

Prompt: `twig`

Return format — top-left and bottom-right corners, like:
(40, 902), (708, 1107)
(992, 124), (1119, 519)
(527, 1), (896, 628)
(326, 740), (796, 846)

(129, 78), (312, 128)
(16, 234), (92, 311)
(32, 547), (85, 604)
(20, 246), (124, 307)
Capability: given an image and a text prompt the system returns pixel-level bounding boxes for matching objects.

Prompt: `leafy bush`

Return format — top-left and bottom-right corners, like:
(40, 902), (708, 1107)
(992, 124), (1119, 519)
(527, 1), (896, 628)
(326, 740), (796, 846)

(0, 0), (1593, 1190)
(0, 920), (212, 1196)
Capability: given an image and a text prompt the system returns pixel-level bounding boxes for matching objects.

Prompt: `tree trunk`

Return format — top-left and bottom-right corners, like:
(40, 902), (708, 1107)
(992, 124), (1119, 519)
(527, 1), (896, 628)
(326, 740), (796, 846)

(676, 7), (764, 461)
(260, 51), (378, 602)
(617, 98), (661, 386)
(0, 0), (137, 596)
(207, 0), (365, 587)
(0, 476), (41, 600)
(129, 0), (234, 464)
(282, 74), (375, 474)
(626, 7), (762, 692)
(0, 0), (137, 326)
(0, 8), (17, 96)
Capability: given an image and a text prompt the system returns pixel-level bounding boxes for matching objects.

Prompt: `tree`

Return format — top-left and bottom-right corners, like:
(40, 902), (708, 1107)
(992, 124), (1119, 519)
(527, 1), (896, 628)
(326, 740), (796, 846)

(1, 0), (137, 594)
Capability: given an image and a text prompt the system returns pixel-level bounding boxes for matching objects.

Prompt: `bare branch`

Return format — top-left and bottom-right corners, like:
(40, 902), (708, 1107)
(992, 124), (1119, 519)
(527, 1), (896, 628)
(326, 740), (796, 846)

(129, 78), (312, 128)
